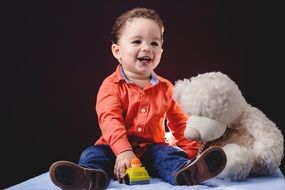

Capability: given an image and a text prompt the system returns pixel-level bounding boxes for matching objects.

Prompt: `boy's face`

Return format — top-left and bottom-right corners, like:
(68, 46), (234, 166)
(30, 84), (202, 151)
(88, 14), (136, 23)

(112, 18), (163, 79)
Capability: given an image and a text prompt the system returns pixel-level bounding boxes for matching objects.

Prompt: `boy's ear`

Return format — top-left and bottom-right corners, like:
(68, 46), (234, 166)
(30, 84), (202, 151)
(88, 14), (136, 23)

(111, 44), (121, 62)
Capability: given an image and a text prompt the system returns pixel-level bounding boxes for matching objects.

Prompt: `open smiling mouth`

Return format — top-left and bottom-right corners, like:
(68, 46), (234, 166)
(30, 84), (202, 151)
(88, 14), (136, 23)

(137, 56), (152, 64)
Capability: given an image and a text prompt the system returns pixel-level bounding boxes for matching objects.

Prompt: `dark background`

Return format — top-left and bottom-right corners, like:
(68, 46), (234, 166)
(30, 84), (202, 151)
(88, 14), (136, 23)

(2, 0), (284, 188)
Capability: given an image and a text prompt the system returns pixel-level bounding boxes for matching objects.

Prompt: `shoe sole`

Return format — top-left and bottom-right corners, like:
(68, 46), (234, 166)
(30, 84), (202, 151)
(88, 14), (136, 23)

(175, 146), (227, 185)
(49, 160), (109, 190)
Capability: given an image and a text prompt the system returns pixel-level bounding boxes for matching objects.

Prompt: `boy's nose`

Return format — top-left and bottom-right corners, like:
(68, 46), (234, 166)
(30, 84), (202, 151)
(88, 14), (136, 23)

(141, 43), (151, 51)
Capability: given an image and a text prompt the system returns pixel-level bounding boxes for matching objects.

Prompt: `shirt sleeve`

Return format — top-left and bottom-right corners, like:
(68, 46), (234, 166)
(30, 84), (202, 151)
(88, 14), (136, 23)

(96, 80), (132, 156)
(166, 83), (201, 159)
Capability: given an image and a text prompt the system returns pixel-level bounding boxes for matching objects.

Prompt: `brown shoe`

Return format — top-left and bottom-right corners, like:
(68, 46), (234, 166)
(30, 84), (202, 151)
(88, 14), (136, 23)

(175, 146), (227, 185)
(49, 160), (109, 190)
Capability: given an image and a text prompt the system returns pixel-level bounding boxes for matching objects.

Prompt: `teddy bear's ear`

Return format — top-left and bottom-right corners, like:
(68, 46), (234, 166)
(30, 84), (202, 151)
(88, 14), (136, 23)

(173, 80), (182, 101)
(173, 79), (190, 105)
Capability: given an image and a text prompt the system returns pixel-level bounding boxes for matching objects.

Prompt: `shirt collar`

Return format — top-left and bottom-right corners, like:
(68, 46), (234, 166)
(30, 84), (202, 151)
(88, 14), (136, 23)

(117, 64), (159, 86)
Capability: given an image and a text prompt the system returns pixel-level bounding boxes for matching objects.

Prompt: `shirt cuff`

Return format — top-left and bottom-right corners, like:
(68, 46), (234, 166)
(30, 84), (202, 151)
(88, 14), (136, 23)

(111, 137), (133, 156)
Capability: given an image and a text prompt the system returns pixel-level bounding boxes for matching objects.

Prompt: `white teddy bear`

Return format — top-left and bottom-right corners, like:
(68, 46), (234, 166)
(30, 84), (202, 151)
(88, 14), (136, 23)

(173, 71), (284, 181)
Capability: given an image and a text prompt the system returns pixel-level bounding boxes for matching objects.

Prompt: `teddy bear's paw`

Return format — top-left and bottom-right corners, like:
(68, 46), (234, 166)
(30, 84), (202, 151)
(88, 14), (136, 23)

(218, 163), (251, 181)
(250, 154), (282, 176)
(217, 144), (253, 181)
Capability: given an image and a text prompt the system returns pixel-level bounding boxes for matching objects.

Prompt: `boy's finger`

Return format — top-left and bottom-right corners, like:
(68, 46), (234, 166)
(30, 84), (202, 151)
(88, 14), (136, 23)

(119, 166), (126, 179)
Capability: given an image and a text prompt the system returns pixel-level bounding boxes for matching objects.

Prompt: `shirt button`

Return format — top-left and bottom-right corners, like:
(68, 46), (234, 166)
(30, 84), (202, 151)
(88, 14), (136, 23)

(137, 127), (142, 133)
(141, 108), (146, 113)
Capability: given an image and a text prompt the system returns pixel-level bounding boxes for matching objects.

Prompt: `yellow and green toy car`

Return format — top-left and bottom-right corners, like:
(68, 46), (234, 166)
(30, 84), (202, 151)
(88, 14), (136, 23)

(123, 158), (150, 185)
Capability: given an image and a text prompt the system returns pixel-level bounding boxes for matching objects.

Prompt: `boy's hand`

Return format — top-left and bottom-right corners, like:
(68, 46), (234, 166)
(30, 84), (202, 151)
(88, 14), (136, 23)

(114, 150), (137, 182)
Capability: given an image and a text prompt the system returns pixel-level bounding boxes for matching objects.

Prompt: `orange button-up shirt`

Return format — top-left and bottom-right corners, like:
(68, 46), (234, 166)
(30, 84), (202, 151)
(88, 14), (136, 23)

(95, 65), (200, 159)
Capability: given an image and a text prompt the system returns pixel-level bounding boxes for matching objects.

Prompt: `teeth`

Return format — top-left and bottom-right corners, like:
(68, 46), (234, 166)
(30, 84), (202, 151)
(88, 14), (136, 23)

(138, 57), (151, 61)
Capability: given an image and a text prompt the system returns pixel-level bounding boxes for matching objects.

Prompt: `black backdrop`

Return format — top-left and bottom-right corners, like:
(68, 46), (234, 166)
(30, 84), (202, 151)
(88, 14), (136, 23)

(2, 0), (284, 188)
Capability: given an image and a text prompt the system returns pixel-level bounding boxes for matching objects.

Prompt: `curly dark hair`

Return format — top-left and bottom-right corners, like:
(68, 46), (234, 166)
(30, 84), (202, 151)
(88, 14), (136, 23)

(111, 7), (164, 44)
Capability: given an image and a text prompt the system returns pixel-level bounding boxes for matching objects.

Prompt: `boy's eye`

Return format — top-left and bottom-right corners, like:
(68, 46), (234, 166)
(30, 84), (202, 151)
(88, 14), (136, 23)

(132, 40), (141, 44)
(151, 41), (159, 46)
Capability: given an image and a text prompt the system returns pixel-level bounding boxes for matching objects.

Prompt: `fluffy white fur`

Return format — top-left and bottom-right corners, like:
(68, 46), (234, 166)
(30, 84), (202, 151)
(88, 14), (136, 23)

(173, 72), (284, 181)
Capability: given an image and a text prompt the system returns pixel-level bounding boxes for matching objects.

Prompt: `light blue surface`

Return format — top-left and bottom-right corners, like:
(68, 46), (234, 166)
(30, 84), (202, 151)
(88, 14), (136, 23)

(6, 169), (285, 190)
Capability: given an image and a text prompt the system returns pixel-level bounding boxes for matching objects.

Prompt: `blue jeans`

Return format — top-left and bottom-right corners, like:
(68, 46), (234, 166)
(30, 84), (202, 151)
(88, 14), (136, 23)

(78, 144), (191, 185)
